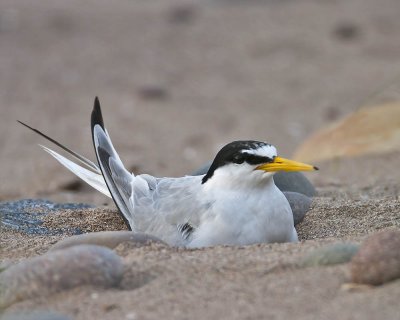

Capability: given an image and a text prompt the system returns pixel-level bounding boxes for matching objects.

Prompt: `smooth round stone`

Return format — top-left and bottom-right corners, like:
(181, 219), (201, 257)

(190, 163), (316, 197)
(50, 231), (165, 251)
(0, 245), (124, 309)
(0, 260), (13, 273)
(190, 161), (212, 176)
(350, 229), (400, 285)
(300, 243), (359, 267)
(274, 171), (316, 197)
(0, 311), (71, 320)
(282, 191), (312, 226)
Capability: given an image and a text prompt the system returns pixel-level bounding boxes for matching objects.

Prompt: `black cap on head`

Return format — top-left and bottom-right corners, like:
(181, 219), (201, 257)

(201, 140), (274, 184)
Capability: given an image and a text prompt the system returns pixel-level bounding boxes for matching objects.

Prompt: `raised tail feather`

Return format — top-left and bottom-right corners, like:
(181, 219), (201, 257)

(91, 97), (135, 229)
(18, 97), (137, 230)
(41, 145), (111, 197)
(17, 120), (111, 198)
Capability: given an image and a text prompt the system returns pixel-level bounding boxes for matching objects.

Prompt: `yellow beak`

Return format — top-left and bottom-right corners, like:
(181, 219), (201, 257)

(255, 156), (318, 172)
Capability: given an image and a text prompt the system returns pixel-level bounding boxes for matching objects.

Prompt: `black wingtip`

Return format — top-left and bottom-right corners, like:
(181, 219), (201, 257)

(18, 120), (43, 135)
(17, 120), (32, 129)
(91, 96), (105, 131)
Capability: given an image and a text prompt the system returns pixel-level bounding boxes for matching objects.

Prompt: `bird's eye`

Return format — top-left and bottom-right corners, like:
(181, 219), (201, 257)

(233, 154), (245, 164)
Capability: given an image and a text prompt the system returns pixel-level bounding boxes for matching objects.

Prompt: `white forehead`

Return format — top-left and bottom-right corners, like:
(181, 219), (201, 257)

(241, 144), (277, 158)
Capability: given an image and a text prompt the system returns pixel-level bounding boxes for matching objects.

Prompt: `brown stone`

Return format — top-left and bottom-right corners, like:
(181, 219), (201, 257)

(350, 229), (400, 285)
(293, 102), (400, 163)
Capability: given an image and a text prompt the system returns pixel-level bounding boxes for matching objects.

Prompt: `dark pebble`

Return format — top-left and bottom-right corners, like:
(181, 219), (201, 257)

(274, 171), (316, 197)
(168, 4), (197, 24)
(137, 85), (168, 100)
(333, 22), (360, 41)
(283, 192), (312, 225)
(190, 161), (212, 176)
(0, 245), (124, 309)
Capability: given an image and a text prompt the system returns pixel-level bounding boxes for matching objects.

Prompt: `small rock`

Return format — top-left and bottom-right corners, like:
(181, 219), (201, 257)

(300, 243), (359, 267)
(0, 245), (124, 309)
(0, 311), (71, 320)
(283, 192), (312, 225)
(333, 22), (360, 41)
(168, 4), (197, 24)
(137, 85), (168, 101)
(274, 172), (316, 197)
(50, 231), (165, 251)
(59, 179), (86, 191)
(0, 260), (13, 273)
(191, 163), (316, 197)
(350, 229), (400, 285)
(190, 161), (212, 176)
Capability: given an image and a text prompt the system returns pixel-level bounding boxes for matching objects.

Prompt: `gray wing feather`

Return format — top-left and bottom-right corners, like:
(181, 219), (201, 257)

(95, 129), (205, 244)
(132, 175), (205, 245)
(93, 126), (137, 229)
(91, 98), (206, 245)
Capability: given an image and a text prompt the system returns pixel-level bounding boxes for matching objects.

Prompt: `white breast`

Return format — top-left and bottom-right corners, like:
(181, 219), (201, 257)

(188, 178), (297, 248)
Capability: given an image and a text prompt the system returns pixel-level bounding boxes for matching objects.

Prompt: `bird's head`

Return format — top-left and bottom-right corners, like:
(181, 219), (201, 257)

(202, 140), (318, 189)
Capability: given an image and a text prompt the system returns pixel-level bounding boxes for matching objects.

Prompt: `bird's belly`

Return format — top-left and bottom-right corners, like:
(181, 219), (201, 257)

(189, 189), (296, 248)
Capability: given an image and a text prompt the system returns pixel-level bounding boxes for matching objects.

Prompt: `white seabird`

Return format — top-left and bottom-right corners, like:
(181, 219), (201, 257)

(19, 97), (318, 248)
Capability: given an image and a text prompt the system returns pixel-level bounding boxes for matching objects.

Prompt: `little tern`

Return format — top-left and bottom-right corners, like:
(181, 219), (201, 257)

(19, 97), (318, 248)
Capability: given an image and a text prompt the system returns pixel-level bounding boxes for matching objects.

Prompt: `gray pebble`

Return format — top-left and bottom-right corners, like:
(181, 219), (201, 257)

(350, 229), (400, 285)
(50, 231), (165, 251)
(274, 171), (316, 197)
(283, 192), (312, 226)
(0, 260), (13, 273)
(300, 243), (359, 267)
(190, 161), (212, 176)
(0, 245), (123, 309)
(0, 311), (71, 320)
(191, 162), (316, 196)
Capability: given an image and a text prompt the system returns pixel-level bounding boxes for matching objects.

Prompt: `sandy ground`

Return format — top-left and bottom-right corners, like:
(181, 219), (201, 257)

(1, 189), (400, 320)
(1, 0), (400, 319)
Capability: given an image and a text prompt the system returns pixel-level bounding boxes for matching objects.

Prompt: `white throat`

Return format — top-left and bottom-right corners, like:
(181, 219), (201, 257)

(203, 163), (275, 191)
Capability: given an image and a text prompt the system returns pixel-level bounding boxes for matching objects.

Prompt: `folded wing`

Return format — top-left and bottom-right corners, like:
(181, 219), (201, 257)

(91, 97), (148, 230)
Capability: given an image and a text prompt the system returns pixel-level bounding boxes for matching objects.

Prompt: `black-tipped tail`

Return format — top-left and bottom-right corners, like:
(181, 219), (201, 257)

(90, 96), (134, 231)
(91, 97), (105, 131)
(18, 120), (99, 173)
